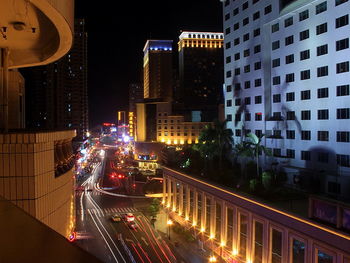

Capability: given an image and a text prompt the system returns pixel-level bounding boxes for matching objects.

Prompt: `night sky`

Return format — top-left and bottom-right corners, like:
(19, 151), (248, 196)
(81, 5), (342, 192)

(75, 1), (223, 128)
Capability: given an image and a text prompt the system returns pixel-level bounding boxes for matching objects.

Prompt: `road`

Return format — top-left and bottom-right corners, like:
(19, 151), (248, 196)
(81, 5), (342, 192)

(75, 147), (184, 263)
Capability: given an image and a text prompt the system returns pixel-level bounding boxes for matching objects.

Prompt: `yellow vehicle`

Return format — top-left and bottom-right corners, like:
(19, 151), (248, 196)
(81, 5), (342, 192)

(111, 214), (122, 222)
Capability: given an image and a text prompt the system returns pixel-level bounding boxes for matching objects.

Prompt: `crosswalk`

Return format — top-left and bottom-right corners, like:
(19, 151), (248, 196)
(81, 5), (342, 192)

(77, 207), (138, 217)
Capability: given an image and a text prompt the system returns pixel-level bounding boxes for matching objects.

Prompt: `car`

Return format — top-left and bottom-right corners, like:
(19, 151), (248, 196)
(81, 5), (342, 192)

(127, 221), (138, 230)
(111, 214), (122, 222)
(123, 213), (135, 222)
(86, 188), (93, 192)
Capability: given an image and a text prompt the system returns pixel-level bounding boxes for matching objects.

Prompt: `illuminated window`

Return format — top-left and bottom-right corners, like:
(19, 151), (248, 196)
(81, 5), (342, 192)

(239, 214), (248, 260)
(292, 239), (306, 263)
(271, 229), (282, 263)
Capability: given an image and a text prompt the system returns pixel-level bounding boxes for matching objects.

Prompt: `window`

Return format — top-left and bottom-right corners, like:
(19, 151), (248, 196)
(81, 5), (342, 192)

(235, 83), (241, 90)
(318, 131), (329, 141)
(264, 5), (272, 14)
(224, 0), (229, 6)
(244, 97), (251, 105)
(226, 85), (232, 92)
(234, 22), (240, 30)
(255, 78), (262, 87)
(273, 94), (281, 103)
(287, 149), (295, 158)
(317, 250), (334, 263)
(244, 65), (250, 73)
(244, 49), (250, 57)
(299, 10), (309, 21)
(286, 92), (295, 101)
(301, 151), (311, 161)
(285, 54), (294, 64)
(242, 1), (249, 10)
(301, 130), (311, 140)
(271, 23), (279, 33)
(236, 129), (242, 137)
(226, 100), (232, 107)
(287, 111), (295, 120)
(337, 84), (350, 96)
(253, 28), (260, 37)
(253, 11), (260, 20)
(337, 154), (350, 167)
(285, 35), (294, 46)
(301, 110), (311, 120)
(234, 52), (240, 61)
(316, 1), (327, 14)
(244, 81), (250, 89)
(227, 114), (232, 121)
(239, 214), (248, 260)
(272, 58), (280, 68)
(235, 114), (241, 121)
(226, 42), (231, 49)
(226, 71), (232, 78)
(243, 33), (249, 42)
(234, 37), (240, 46)
(299, 29), (309, 40)
(336, 61), (349, 73)
(301, 70), (310, 80)
(317, 66), (328, 77)
(243, 17), (249, 26)
(336, 38), (349, 51)
(255, 113), (262, 121)
(316, 23), (327, 35)
(235, 68), (241, 75)
(336, 0), (349, 6)
(318, 109), (329, 119)
(336, 14), (349, 28)
(337, 108), (350, 119)
(233, 7), (239, 16)
(318, 88), (329, 98)
(245, 113), (251, 121)
(255, 95), (262, 104)
(255, 130), (262, 138)
(301, 90), (311, 100)
(273, 76), (281, 85)
(337, 131), (350, 142)
(271, 229), (282, 263)
(225, 27), (231, 35)
(300, 50), (310, 60)
(235, 98), (241, 106)
(254, 221), (263, 263)
(253, 0), (260, 4)
(286, 73), (295, 83)
(254, 45), (261, 53)
(285, 17), (293, 27)
(272, 40), (280, 50)
(225, 13), (230, 21)
(226, 56), (231, 64)
(317, 44), (328, 56)
(286, 130), (295, 139)
(254, 61), (261, 70)
(273, 148), (281, 157)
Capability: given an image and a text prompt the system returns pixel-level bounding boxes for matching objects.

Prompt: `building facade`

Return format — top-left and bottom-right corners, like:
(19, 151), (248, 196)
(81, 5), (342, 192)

(143, 40), (173, 101)
(223, 0), (350, 199)
(23, 18), (88, 142)
(163, 167), (350, 263)
(177, 31), (224, 122)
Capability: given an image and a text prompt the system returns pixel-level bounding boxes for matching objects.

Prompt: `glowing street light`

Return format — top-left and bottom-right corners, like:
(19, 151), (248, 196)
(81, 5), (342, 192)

(167, 219), (173, 240)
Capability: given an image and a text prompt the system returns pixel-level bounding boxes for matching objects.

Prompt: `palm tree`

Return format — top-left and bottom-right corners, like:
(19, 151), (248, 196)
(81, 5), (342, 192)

(194, 119), (233, 173)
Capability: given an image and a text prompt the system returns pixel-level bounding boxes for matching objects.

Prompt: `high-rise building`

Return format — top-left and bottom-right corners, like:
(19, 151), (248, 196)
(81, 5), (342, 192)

(23, 18), (88, 142)
(176, 31), (224, 121)
(223, 0), (350, 199)
(143, 40), (173, 101)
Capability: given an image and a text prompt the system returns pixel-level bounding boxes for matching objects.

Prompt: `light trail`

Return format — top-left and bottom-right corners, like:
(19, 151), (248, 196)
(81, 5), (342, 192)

(87, 209), (119, 263)
(131, 243), (145, 263)
(137, 243), (152, 263)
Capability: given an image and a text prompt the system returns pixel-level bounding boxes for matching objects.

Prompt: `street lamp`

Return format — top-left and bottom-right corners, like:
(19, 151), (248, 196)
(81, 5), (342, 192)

(167, 219), (173, 240)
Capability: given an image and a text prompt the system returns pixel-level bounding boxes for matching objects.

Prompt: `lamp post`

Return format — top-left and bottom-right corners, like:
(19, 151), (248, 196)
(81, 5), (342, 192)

(167, 219), (173, 240)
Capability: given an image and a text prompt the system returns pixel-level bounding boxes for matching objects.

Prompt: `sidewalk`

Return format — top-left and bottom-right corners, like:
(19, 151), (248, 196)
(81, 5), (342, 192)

(153, 209), (226, 263)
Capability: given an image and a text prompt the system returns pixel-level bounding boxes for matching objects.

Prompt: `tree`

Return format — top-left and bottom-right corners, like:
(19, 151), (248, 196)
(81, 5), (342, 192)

(193, 119), (233, 174)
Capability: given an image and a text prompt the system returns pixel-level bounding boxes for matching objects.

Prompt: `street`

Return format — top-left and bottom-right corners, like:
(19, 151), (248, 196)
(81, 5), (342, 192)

(74, 147), (185, 263)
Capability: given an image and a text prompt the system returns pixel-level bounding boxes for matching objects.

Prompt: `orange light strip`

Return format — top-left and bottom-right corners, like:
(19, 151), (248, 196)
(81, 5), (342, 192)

(165, 167), (350, 241)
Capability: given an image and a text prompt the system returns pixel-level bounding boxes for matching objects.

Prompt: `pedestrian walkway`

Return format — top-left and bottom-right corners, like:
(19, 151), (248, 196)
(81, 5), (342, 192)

(77, 207), (138, 217)
(153, 209), (227, 263)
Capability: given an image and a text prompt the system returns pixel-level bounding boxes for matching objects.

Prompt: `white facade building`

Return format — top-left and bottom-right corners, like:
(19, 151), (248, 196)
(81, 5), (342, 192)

(223, 0), (350, 199)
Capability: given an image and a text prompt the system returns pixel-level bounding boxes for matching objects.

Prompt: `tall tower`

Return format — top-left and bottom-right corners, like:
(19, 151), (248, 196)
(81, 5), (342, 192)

(177, 31), (224, 121)
(23, 19), (88, 142)
(143, 40), (173, 101)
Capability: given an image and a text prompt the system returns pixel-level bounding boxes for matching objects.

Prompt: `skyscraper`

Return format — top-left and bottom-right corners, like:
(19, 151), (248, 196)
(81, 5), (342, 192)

(143, 40), (173, 101)
(23, 18), (88, 142)
(223, 0), (350, 199)
(176, 31), (224, 121)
